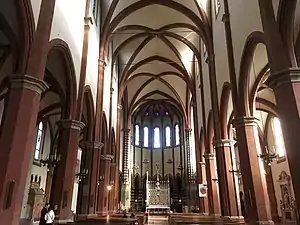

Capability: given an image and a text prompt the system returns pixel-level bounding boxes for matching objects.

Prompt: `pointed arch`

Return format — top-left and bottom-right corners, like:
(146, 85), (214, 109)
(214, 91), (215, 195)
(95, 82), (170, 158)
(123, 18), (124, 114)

(48, 39), (78, 119)
(83, 85), (95, 141)
(17, 0), (35, 72)
(238, 31), (265, 116)
(207, 110), (214, 153)
(220, 82), (232, 139)
(101, 111), (109, 152)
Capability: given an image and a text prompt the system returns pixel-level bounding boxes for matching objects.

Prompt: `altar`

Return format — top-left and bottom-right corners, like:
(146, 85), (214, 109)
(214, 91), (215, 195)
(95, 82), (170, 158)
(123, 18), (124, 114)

(145, 165), (170, 214)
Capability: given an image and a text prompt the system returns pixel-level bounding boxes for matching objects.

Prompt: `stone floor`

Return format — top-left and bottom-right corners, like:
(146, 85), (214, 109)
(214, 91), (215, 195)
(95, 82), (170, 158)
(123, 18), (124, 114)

(147, 216), (169, 225)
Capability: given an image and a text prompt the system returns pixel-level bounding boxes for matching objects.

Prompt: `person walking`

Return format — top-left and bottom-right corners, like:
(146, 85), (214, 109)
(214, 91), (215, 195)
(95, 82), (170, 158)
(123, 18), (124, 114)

(45, 206), (55, 225)
(39, 203), (50, 225)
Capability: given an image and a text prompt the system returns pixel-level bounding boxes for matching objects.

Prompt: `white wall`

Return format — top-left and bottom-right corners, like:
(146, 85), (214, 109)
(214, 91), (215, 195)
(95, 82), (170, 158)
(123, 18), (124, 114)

(20, 123), (51, 219)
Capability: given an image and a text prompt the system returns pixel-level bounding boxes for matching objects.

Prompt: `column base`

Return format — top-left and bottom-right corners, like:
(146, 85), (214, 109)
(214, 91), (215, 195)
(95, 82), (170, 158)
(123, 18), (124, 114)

(58, 210), (75, 223)
(256, 220), (274, 225)
(96, 211), (108, 217)
(221, 216), (244, 222)
(74, 214), (88, 221)
(209, 213), (221, 217)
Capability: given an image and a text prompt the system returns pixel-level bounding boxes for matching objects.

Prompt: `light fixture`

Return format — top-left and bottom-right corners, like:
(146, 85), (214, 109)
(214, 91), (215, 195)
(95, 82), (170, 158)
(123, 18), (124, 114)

(177, 165), (183, 170)
(107, 185), (112, 191)
(252, 61), (277, 166)
(75, 168), (89, 181)
(167, 158), (173, 164)
(259, 146), (277, 166)
(229, 162), (242, 176)
(132, 165), (139, 170)
(98, 175), (105, 184)
(40, 153), (61, 168)
(143, 159), (149, 164)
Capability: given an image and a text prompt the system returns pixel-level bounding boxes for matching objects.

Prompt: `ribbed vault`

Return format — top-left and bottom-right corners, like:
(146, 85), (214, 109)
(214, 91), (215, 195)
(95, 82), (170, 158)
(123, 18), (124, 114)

(101, 0), (210, 121)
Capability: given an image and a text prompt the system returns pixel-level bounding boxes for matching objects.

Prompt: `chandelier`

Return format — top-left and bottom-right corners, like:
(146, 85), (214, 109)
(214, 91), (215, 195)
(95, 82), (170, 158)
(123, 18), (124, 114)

(75, 168), (88, 181)
(142, 159), (149, 164)
(40, 153), (61, 169)
(229, 162), (242, 176)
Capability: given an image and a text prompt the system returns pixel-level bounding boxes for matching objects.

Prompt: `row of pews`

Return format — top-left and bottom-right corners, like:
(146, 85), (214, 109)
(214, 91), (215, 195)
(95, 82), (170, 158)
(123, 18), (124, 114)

(59, 213), (147, 225)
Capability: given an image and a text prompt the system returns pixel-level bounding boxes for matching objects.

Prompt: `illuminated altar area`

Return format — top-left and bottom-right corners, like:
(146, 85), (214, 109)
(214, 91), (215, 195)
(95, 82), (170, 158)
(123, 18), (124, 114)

(146, 166), (171, 214)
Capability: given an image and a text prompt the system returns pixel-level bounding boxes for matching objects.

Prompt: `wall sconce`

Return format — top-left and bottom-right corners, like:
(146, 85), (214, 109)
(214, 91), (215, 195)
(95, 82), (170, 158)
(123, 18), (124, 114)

(107, 185), (112, 191)
(177, 165), (183, 170)
(98, 175), (105, 184)
(40, 153), (61, 169)
(259, 146), (277, 166)
(132, 165), (139, 170)
(229, 162), (242, 177)
(167, 159), (173, 164)
(75, 168), (88, 181)
(142, 159), (149, 164)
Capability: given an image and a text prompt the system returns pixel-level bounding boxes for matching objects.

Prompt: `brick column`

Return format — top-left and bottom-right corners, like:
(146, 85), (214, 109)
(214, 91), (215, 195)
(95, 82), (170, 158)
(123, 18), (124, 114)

(113, 104), (122, 212)
(213, 139), (238, 217)
(203, 153), (220, 216)
(122, 129), (130, 184)
(50, 120), (85, 221)
(185, 129), (194, 182)
(122, 128), (131, 209)
(233, 117), (272, 224)
(77, 142), (90, 215)
(0, 75), (48, 225)
(199, 161), (209, 214)
(97, 154), (113, 215)
(266, 68), (300, 220)
(108, 162), (117, 212)
(87, 142), (103, 215)
(77, 141), (103, 216)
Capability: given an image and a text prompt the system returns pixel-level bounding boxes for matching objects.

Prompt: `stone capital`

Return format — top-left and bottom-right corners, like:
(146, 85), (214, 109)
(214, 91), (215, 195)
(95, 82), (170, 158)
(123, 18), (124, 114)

(206, 53), (215, 63)
(101, 154), (114, 161)
(123, 128), (130, 133)
(98, 59), (107, 68)
(10, 75), (48, 95)
(213, 139), (236, 148)
(232, 116), (259, 128)
(203, 153), (215, 160)
(84, 16), (93, 26)
(266, 68), (300, 90)
(221, 13), (229, 23)
(199, 161), (206, 166)
(84, 141), (104, 150)
(185, 128), (192, 132)
(117, 104), (123, 110)
(57, 119), (85, 131)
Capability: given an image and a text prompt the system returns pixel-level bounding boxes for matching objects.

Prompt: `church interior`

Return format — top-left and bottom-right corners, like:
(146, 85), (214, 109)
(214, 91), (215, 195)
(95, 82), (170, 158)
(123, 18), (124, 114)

(1, 0), (300, 225)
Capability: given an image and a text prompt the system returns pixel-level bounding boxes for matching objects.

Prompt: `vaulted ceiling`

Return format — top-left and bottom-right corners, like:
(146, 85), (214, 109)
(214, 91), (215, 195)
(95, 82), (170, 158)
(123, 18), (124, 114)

(104, 0), (211, 120)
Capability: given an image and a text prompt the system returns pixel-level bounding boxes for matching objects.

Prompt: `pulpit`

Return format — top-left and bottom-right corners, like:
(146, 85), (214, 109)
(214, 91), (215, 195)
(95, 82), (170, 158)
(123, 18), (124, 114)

(27, 178), (45, 222)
